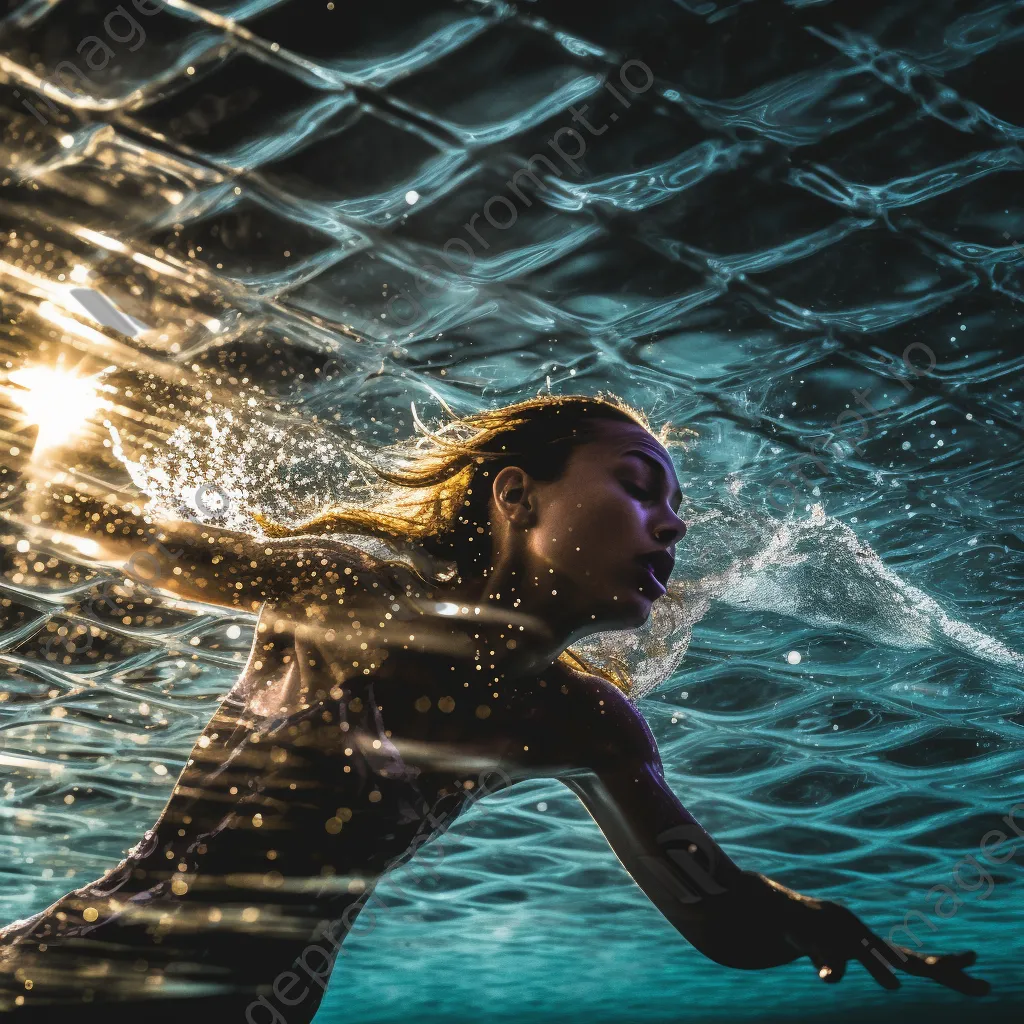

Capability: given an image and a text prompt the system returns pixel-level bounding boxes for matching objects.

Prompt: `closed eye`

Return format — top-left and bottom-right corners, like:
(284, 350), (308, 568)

(622, 480), (654, 502)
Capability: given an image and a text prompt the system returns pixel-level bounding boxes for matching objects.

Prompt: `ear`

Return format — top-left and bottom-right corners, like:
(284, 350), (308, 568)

(491, 465), (537, 530)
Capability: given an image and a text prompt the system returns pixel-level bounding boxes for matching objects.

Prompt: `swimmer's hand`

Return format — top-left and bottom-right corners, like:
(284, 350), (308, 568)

(550, 671), (991, 996)
(770, 877), (992, 995)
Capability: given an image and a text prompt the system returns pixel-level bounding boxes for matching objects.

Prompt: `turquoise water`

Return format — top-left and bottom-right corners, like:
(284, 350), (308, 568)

(0, 0), (1022, 1020)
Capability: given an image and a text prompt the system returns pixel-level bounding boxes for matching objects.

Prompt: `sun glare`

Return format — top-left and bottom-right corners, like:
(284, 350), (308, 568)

(1, 359), (114, 454)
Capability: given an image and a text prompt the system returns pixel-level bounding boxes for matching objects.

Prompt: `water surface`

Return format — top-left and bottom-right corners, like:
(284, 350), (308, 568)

(0, 0), (1022, 1020)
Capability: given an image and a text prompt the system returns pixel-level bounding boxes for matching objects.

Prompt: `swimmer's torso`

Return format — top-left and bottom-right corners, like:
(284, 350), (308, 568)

(0, 542), (580, 1021)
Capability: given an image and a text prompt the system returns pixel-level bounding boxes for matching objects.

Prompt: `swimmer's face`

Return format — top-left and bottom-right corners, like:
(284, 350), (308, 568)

(504, 419), (686, 631)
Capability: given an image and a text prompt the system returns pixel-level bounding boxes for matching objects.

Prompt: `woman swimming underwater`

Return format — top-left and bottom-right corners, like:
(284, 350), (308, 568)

(0, 394), (990, 1021)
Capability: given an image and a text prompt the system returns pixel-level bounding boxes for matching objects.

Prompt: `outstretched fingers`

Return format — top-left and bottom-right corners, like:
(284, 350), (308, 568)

(808, 954), (847, 985)
(852, 931), (902, 990)
(805, 906), (899, 990)
(858, 929), (991, 996)
(793, 902), (991, 996)
(890, 945), (991, 996)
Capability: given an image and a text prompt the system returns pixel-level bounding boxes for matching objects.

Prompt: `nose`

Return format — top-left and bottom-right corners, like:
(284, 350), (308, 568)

(653, 511), (686, 546)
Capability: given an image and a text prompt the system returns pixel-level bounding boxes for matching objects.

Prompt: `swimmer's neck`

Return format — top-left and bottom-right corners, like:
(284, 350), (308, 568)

(450, 563), (608, 678)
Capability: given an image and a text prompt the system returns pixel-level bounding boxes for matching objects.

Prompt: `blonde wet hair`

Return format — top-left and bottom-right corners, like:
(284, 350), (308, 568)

(252, 392), (672, 693)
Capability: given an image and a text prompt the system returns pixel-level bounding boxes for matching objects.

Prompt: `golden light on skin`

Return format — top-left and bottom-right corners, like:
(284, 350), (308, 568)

(1, 357), (116, 455)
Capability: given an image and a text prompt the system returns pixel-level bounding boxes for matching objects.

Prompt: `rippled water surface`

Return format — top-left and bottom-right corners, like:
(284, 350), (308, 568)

(0, 0), (1022, 1021)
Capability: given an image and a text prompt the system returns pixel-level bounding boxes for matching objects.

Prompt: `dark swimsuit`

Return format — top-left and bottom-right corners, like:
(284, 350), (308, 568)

(0, 545), (512, 1023)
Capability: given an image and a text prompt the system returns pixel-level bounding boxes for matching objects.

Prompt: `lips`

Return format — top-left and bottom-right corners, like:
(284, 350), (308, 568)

(635, 549), (675, 593)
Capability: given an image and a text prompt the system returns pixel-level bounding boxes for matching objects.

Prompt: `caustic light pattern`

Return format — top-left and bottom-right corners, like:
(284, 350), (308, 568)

(0, 1), (1022, 1022)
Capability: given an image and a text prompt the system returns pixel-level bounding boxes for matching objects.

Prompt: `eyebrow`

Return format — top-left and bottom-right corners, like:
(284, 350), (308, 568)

(624, 448), (683, 511)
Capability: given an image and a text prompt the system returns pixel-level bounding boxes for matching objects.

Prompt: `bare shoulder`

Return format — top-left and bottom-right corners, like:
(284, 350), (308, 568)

(545, 659), (662, 773)
(257, 536), (432, 613)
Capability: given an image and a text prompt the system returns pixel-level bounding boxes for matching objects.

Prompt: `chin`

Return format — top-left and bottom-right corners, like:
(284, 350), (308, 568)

(625, 604), (653, 628)
(587, 585), (656, 632)
(606, 596), (653, 631)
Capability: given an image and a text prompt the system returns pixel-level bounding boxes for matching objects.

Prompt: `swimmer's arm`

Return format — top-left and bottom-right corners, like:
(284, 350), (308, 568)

(563, 767), (811, 970)
(559, 687), (805, 970)
(3, 476), (297, 609)
(558, 678), (992, 993)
